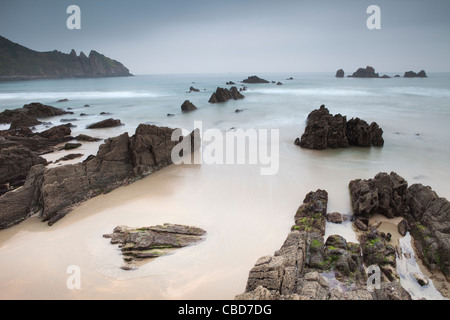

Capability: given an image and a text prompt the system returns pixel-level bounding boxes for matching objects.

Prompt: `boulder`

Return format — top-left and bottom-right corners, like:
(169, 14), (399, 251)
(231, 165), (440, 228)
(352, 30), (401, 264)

(335, 69), (345, 78)
(208, 87), (245, 103)
(75, 134), (102, 142)
(188, 86), (200, 93)
(103, 224), (206, 269)
(326, 212), (349, 224)
(404, 70), (427, 78)
(242, 76), (270, 84)
(181, 100), (198, 112)
(87, 118), (123, 129)
(349, 66), (379, 78)
(296, 105), (384, 150)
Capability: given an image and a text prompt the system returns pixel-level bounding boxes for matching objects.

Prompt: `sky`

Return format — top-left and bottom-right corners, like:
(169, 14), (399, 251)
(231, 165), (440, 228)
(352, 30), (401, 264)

(1, 0), (450, 75)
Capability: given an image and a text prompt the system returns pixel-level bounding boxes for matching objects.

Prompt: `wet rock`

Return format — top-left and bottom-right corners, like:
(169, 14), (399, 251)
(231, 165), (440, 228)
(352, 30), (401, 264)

(208, 87), (245, 103)
(326, 212), (348, 224)
(413, 273), (429, 286)
(226, 81), (235, 85)
(242, 76), (270, 84)
(55, 153), (84, 163)
(181, 100), (198, 112)
(354, 218), (369, 231)
(87, 118), (123, 129)
(64, 143), (82, 150)
(349, 66), (379, 78)
(293, 189), (328, 235)
(404, 70), (427, 78)
(398, 219), (409, 236)
(103, 224), (206, 269)
(75, 134), (102, 142)
(335, 69), (345, 78)
(276, 82), (283, 86)
(188, 86), (200, 93)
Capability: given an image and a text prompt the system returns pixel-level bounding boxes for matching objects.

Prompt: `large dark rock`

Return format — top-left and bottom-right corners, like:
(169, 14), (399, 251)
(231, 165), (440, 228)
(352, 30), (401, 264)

(0, 124), (201, 228)
(0, 102), (69, 128)
(295, 105), (383, 150)
(103, 224), (206, 270)
(208, 87), (245, 103)
(0, 146), (47, 194)
(242, 76), (270, 84)
(404, 70), (427, 78)
(87, 118), (123, 129)
(349, 66), (379, 78)
(181, 100), (198, 112)
(335, 69), (345, 78)
(350, 172), (450, 280)
(235, 189), (411, 300)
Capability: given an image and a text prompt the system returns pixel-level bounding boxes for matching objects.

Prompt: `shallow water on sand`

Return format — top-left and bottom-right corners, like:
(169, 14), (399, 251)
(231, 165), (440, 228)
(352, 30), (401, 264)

(0, 73), (449, 299)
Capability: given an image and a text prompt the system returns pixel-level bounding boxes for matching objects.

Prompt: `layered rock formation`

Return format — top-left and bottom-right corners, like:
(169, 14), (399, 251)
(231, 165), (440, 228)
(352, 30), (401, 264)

(295, 105), (384, 150)
(0, 124), (200, 229)
(103, 224), (207, 270)
(350, 172), (450, 279)
(235, 190), (411, 300)
(208, 87), (245, 103)
(87, 118), (123, 129)
(0, 35), (132, 81)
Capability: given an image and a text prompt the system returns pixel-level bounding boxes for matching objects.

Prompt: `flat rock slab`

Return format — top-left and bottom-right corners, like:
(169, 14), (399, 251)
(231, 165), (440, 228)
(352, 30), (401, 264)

(103, 223), (206, 270)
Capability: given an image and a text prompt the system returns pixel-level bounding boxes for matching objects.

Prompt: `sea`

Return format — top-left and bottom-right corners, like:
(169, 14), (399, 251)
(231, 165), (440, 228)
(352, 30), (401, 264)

(0, 72), (449, 300)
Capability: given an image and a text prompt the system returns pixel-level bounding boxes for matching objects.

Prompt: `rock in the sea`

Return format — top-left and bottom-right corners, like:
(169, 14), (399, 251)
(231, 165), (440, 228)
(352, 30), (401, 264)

(335, 69), (345, 78)
(242, 76), (270, 84)
(326, 212), (349, 224)
(64, 143), (82, 150)
(208, 87), (245, 103)
(188, 86), (200, 93)
(0, 103), (69, 129)
(103, 224), (206, 269)
(226, 81), (235, 85)
(349, 66), (379, 78)
(413, 273), (429, 286)
(404, 70), (427, 78)
(87, 118), (123, 129)
(55, 153), (84, 163)
(295, 105), (384, 150)
(181, 100), (198, 112)
(75, 134), (102, 142)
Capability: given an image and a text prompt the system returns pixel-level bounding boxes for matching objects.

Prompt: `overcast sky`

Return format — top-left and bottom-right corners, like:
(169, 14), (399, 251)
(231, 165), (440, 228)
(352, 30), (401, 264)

(1, 0), (449, 74)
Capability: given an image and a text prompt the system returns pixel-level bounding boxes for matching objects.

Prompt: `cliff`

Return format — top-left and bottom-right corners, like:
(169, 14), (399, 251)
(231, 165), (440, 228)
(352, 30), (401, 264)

(0, 35), (132, 81)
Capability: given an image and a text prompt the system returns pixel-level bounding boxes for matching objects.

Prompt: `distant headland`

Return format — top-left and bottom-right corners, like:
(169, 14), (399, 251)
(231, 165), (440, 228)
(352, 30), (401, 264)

(0, 35), (132, 81)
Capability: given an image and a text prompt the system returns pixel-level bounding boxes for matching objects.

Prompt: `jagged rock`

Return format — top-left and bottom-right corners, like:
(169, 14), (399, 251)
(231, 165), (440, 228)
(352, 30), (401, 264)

(349, 66), (379, 78)
(188, 86), (200, 93)
(0, 103), (69, 128)
(103, 224), (206, 269)
(55, 153), (84, 163)
(296, 105), (384, 150)
(292, 189), (328, 235)
(208, 87), (245, 103)
(87, 118), (123, 129)
(242, 76), (270, 84)
(226, 81), (235, 85)
(335, 69), (345, 78)
(0, 124), (201, 228)
(326, 212), (349, 224)
(181, 100), (198, 112)
(0, 146), (47, 193)
(349, 172), (408, 219)
(404, 70), (427, 78)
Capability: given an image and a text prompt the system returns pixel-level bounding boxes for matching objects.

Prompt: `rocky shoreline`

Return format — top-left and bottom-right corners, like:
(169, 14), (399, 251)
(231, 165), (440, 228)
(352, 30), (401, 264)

(0, 102), (200, 229)
(236, 173), (449, 300)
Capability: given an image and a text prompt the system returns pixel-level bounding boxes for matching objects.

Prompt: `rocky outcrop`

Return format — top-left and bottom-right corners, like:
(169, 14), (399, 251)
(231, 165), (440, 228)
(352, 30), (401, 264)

(404, 70), (427, 78)
(349, 66), (379, 78)
(0, 102), (70, 129)
(235, 190), (411, 300)
(0, 124), (201, 229)
(87, 118), (123, 129)
(188, 86), (200, 93)
(350, 172), (450, 279)
(208, 87), (245, 103)
(335, 69), (345, 78)
(242, 76), (270, 84)
(0, 36), (132, 81)
(0, 146), (48, 194)
(103, 224), (206, 270)
(295, 105), (384, 150)
(181, 100), (198, 112)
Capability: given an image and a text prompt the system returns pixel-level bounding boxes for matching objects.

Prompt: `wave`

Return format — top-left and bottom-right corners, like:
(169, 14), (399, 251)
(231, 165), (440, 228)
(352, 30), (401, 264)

(249, 87), (377, 97)
(0, 91), (168, 101)
(385, 87), (450, 98)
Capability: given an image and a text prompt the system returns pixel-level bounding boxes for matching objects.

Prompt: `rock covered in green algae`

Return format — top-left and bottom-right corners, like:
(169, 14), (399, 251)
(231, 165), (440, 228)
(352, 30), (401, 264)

(103, 224), (206, 270)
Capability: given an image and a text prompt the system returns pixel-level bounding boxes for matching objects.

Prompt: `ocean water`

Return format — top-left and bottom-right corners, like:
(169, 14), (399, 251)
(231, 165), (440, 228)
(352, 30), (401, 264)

(0, 73), (449, 300)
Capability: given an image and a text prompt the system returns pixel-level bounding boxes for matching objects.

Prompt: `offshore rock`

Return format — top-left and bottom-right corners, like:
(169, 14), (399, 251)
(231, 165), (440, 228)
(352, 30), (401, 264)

(208, 87), (245, 103)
